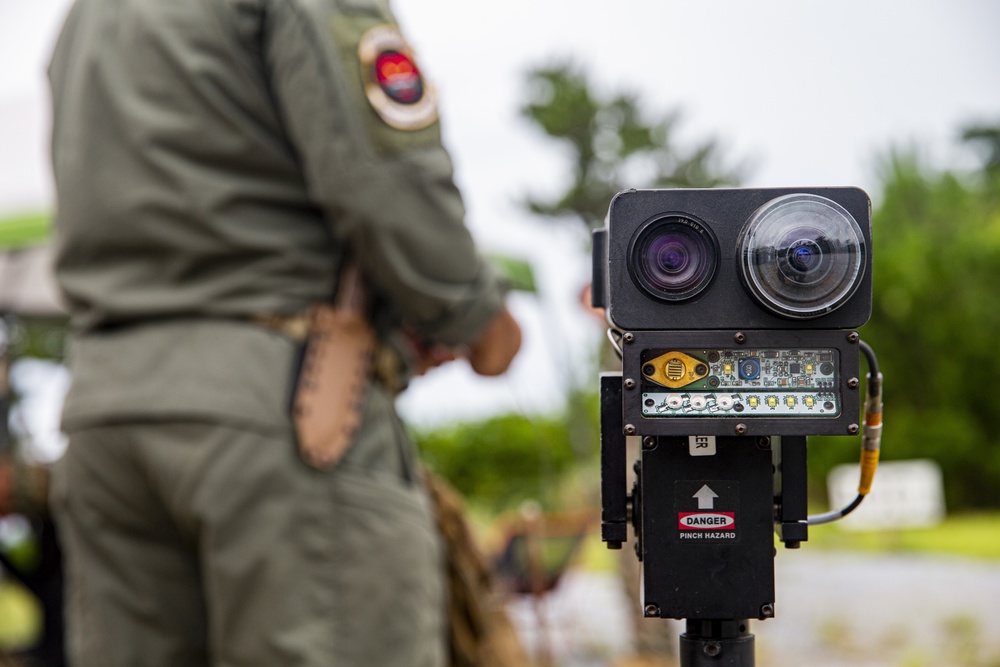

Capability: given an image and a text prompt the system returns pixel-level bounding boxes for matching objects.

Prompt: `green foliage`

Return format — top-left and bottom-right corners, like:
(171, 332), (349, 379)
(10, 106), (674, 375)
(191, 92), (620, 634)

(520, 62), (743, 229)
(414, 405), (597, 513)
(484, 253), (537, 293)
(804, 513), (1000, 560)
(3, 317), (69, 361)
(811, 126), (1000, 510)
(0, 213), (51, 249)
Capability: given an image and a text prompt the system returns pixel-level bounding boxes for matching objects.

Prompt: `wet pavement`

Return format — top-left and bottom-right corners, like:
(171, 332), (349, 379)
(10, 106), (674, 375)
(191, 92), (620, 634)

(506, 550), (1000, 667)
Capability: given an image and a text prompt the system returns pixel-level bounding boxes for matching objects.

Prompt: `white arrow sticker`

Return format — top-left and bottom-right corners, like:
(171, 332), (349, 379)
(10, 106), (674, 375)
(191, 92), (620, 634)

(693, 484), (719, 509)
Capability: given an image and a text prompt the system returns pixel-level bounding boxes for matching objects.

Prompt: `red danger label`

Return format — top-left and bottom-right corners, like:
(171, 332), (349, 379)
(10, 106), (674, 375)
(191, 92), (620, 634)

(678, 512), (736, 531)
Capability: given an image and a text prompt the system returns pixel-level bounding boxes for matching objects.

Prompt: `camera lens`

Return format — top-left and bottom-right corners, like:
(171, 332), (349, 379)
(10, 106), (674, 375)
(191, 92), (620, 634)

(740, 194), (865, 319)
(629, 215), (719, 302)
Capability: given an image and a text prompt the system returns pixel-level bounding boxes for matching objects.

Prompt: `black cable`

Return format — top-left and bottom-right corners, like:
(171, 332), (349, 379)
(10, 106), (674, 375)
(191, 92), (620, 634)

(807, 339), (882, 526)
(807, 493), (864, 525)
(859, 340), (879, 377)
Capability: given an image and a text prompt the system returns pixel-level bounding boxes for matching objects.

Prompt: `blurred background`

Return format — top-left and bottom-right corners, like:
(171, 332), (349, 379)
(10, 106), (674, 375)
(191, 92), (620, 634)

(2, 1), (1000, 666)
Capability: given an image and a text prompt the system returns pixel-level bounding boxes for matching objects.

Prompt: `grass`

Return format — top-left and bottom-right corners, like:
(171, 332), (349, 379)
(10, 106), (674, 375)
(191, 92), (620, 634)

(569, 511), (1000, 573)
(0, 581), (40, 650)
(0, 212), (51, 248)
(804, 512), (1000, 560)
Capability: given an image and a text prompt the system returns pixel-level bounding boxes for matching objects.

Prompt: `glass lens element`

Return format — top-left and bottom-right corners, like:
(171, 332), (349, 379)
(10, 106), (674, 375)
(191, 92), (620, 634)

(631, 216), (719, 301)
(740, 194), (865, 319)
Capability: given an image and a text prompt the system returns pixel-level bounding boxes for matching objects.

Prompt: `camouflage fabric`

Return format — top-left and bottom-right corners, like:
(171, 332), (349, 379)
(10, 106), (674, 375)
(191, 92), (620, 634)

(424, 472), (529, 667)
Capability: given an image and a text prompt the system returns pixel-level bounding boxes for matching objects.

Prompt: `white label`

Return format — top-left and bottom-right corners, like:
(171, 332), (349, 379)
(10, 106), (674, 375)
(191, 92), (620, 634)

(827, 459), (945, 531)
(689, 435), (716, 456)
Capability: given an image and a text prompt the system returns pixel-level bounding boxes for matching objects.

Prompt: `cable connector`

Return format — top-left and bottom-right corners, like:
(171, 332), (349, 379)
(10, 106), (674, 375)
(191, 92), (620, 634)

(858, 371), (883, 496)
(808, 343), (883, 526)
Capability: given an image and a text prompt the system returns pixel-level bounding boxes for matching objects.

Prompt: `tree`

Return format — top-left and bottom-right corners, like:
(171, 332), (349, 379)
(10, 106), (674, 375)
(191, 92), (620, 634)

(520, 62), (744, 230)
(811, 123), (1000, 510)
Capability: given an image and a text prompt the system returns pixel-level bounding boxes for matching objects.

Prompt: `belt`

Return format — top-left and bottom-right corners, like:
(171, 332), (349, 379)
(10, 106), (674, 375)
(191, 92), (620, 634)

(250, 310), (408, 394)
(250, 312), (311, 343)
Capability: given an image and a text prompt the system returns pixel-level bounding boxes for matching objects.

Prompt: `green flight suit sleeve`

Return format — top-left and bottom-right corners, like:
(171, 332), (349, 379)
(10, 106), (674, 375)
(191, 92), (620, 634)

(261, 0), (505, 347)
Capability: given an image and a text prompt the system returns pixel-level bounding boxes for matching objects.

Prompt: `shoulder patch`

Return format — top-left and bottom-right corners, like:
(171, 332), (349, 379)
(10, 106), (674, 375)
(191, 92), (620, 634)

(358, 24), (438, 131)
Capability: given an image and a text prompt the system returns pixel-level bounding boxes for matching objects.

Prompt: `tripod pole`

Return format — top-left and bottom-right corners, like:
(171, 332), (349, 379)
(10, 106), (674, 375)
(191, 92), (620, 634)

(679, 619), (755, 666)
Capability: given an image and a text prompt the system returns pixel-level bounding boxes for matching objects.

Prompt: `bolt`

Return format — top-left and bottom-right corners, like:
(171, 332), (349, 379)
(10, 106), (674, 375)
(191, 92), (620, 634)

(761, 604), (775, 618)
(623, 332), (635, 344)
(848, 423), (860, 435)
(734, 332), (747, 344)
(624, 378), (636, 390)
(624, 424), (637, 436)
(643, 436), (656, 450)
(847, 377), (860, 389)
(735, 423), (748, 435)
(847, 331), (860, 343)
(644, 604), (660, 617)
(756, 436), (771, 450)
(704, 642), (722, 658)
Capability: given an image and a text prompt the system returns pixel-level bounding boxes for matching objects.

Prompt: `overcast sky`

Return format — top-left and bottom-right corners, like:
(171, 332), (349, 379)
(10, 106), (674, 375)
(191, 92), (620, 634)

(1, 0), (999, 426)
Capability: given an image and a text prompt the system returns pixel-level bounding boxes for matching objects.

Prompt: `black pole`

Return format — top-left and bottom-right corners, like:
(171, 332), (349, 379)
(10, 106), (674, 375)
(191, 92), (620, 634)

(679, 619), (755, 666)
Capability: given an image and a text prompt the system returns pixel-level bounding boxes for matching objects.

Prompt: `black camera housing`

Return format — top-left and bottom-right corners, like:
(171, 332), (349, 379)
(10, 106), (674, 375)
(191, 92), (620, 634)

(592, 187), (872, 331)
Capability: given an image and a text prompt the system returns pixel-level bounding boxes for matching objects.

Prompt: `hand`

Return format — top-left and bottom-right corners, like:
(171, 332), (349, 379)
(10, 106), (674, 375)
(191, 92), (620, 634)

(403, 332), (460, 377)
(468, 307), (521, 376)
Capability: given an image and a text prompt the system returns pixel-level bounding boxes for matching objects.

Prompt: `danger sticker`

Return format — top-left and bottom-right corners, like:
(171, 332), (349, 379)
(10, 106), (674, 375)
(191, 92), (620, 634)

(678, 512), (736, 531)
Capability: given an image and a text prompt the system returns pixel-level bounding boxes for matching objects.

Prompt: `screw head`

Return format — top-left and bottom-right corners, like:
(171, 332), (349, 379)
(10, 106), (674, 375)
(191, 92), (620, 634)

(642, 436), (656, 450)
(624, 424), (637, 436)
(734, 332), (747, 344)
(848, 423), (860, 435)
(761, 603), (775, 618)
(847, 377), (860, 389)
(704, 642), (722, 658)
(623, 332), (635, 344)
(624, 378), (636, 390)
(735, 423), (748, 435)
(847, 331), (860, 343)
(756, 436), (771, 449)
(644, 604), (660, 617)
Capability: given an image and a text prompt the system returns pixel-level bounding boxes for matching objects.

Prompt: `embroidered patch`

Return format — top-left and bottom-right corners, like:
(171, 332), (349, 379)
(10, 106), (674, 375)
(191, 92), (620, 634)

(358, 25), (438, 131)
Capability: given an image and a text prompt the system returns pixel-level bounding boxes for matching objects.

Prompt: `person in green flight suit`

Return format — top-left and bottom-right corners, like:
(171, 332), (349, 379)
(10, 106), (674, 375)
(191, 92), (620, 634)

(47, 1), (522, 666)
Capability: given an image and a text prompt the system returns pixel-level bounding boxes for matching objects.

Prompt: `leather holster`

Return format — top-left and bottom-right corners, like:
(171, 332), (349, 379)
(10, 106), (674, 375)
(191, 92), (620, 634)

(291, 263), (376, 471)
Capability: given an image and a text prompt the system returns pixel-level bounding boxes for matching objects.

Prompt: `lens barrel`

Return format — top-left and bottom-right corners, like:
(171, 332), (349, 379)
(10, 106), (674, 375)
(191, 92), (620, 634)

(629, 215), (719, 302)
(740, 194), (865, 319)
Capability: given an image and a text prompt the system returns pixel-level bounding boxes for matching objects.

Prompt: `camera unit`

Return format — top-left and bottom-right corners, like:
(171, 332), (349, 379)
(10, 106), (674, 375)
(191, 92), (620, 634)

(595, 188), (881, 663)
(593, 187), (872, 331)
(592, 187), (872, 437)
